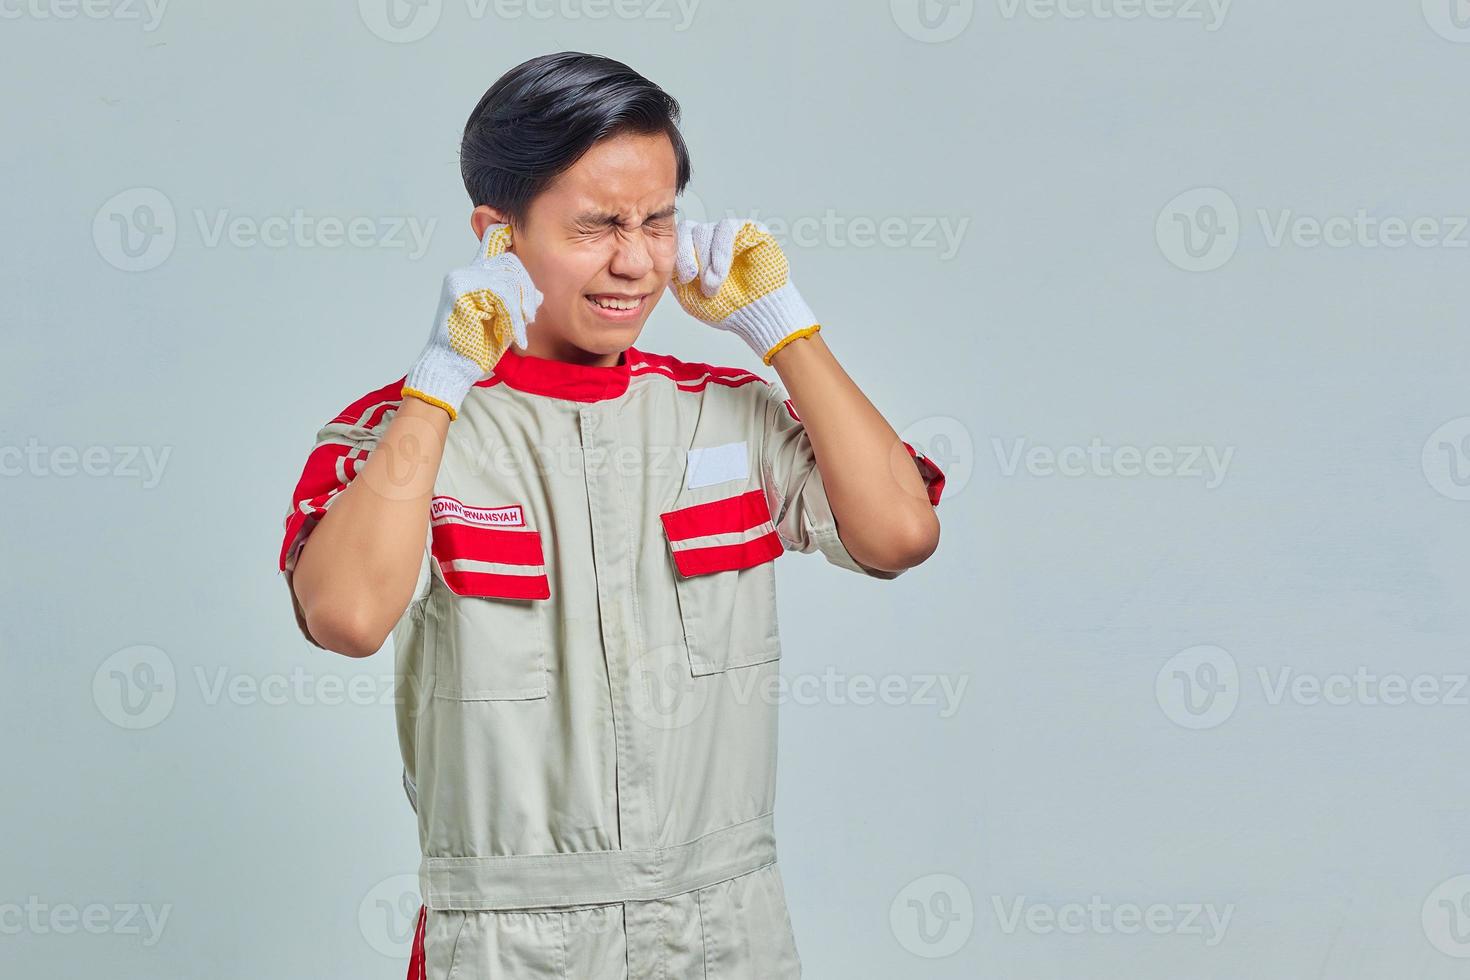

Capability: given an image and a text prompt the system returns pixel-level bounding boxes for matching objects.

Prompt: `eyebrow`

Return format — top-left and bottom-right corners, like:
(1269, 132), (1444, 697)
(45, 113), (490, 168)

(573, 203), (677, 229)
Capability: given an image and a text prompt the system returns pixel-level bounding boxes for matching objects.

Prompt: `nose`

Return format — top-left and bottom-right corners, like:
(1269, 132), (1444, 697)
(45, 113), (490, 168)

(607, 228), (655, 280)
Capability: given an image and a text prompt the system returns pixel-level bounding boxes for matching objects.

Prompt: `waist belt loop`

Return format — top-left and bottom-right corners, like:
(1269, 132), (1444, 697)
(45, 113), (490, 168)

(420, 813), (777, 911)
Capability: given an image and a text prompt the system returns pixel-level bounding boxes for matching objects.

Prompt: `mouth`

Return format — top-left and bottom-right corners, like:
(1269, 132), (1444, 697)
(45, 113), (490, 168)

(584, 292), (648, 322)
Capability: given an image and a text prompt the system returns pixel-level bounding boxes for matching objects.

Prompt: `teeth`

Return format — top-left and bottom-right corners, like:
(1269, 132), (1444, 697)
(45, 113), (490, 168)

(590, 296), (641, 311)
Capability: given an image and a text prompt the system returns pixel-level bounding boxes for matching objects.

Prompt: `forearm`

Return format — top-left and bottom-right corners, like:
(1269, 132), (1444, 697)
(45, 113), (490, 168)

(292, 397), (451, 655)
(768, 333), (940, 571)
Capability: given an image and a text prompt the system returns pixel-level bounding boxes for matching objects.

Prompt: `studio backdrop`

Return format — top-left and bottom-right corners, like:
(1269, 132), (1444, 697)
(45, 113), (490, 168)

(5, 2), (1470, 978)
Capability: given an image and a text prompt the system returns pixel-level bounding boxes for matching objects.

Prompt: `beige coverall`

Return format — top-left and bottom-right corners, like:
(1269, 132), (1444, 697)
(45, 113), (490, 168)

(278, 344), (945, 979)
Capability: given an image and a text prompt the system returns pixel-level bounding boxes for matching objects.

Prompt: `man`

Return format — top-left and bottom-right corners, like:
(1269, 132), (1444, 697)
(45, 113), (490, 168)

(278, 51), (945, 979)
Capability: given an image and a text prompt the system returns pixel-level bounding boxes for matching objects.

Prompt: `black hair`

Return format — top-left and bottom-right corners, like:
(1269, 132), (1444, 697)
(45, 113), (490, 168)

(460, 52), (692, 228)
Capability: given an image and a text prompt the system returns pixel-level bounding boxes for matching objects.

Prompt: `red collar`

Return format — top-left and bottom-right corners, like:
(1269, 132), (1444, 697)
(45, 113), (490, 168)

(479, 345), (640, 402)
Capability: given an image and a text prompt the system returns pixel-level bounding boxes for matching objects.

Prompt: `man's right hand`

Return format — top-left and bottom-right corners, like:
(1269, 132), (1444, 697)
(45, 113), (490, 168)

(402, 221), (544, 420)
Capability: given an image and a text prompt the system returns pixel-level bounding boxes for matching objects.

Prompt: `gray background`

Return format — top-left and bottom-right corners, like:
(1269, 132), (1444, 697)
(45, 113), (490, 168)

(4, 0), (1470, 976)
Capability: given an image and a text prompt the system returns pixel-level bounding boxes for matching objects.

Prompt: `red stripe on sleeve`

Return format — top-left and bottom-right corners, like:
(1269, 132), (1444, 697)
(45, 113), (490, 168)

(902, 441), (946, 507)
(278, 378), (405, 575)
(278, 443), (359, 571)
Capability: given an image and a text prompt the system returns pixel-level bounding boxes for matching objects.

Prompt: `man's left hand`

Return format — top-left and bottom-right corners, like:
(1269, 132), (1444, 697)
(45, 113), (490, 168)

(668, 217), (822, 365)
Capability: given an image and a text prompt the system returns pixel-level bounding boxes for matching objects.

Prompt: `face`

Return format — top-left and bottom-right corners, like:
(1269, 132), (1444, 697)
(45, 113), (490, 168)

(471, 130), (679, 366)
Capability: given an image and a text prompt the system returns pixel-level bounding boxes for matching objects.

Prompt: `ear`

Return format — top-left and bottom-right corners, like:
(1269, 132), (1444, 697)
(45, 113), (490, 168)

(470, 205), (513, 249)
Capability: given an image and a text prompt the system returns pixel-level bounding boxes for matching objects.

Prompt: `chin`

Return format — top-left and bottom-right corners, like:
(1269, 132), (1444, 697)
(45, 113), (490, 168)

(573, 322), (644, 355)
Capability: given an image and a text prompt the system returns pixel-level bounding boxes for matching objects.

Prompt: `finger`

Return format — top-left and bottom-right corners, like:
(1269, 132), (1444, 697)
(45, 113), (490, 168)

(701, 218), (742, 298)
(480, 253), (538, 308)
(510, 287), (530, 350)
(517, 283), (542, 347)
(524, 275), (543, 340)
(742, 219), (775, 255)
(474, 222), (514, 265)
(512, 260), (542, 317)
(727, 219), (774, 263)
(672, 218), (701, 285)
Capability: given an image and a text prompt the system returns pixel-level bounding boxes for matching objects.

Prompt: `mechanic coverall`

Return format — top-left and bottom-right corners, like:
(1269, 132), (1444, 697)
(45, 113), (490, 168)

(278, 344), (945, 978)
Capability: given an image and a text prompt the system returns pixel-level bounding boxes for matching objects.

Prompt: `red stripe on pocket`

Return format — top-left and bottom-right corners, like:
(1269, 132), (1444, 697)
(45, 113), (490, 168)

(441, 569), (551, 600)
(431, 521), (549, 599)
(671, 530), (783, 577)
(660, 488), (771, 541)
(431, 522), (545, 566)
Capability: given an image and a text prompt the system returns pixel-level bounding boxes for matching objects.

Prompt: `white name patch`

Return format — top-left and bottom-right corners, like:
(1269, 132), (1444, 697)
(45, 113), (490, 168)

(684, 440), (750, 490)
(430, 495), (526, 527)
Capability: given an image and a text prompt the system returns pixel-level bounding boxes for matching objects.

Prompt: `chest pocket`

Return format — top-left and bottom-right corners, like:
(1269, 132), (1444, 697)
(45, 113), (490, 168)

(427, 497), (550, 701)
(660, 484), (783, 675)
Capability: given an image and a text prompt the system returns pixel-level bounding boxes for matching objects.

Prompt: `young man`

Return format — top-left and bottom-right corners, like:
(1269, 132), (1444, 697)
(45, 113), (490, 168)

(278, 52), (944, 979)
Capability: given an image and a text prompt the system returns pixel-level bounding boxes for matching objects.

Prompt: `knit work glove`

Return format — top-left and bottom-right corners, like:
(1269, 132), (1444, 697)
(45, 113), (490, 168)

(669, 218), (822, 365)
(402, 222), (543, 420)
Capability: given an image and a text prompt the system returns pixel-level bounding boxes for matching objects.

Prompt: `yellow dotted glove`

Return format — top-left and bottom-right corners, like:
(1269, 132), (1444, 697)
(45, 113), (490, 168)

(402, 222), (543, 420)
(669, 218), (821, 364)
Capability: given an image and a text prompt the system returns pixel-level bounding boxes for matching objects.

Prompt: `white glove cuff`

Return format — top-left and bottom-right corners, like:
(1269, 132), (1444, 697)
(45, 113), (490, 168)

(403, 344), (483, 420)
(725, 281), (821, 364)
